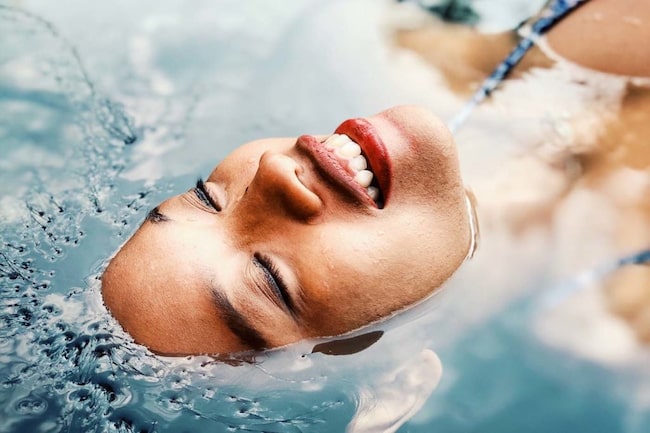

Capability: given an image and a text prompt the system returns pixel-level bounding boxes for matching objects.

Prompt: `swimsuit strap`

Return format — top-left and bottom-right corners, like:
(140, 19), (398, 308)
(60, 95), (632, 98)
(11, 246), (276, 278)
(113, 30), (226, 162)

(539, 248), (650, 309)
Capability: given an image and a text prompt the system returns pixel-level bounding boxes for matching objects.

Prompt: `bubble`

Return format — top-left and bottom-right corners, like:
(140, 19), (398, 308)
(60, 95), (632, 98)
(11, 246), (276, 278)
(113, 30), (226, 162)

(14, 396), (47, 415)
(68, 388), (91, 403)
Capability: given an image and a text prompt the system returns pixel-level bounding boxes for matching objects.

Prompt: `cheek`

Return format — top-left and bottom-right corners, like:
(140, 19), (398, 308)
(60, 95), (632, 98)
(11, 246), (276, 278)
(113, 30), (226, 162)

(391, 136), (462, 205)
(297, 223), (432, 330)
(323, 211), (461, 294)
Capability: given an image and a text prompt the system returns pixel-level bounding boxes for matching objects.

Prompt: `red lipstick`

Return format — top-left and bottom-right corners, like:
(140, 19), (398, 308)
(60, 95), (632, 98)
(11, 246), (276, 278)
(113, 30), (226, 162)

(296, 135), (376, 208)
(335, 118), (392, 205)
(295, 118), (392, 209)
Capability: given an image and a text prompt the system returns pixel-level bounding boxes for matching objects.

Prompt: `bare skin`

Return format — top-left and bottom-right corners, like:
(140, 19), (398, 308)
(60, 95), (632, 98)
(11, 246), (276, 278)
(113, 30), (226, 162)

(102, 106), (472, 355)
(546, 0), (650, 77)
(395, 0), (650, 341)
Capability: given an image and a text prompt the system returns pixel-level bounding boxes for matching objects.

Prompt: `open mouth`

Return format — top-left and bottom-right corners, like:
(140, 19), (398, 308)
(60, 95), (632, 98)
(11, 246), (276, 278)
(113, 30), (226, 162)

(296, 118), (391, 209)
(335, 118), (392, 208)
(320, 133), (385, 207)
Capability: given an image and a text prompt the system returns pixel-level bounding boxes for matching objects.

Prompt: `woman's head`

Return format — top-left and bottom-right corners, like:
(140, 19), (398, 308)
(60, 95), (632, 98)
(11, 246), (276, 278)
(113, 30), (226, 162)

(101, 105), (471, 355)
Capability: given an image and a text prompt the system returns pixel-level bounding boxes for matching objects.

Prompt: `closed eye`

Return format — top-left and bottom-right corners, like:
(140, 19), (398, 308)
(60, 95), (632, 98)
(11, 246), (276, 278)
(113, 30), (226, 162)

(253, 253), (295, 315)
(194, 178), (222, 211)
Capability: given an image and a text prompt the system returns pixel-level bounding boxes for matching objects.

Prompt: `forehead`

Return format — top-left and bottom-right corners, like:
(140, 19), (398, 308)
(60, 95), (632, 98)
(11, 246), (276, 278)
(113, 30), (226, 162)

(103, 230), (247, 354)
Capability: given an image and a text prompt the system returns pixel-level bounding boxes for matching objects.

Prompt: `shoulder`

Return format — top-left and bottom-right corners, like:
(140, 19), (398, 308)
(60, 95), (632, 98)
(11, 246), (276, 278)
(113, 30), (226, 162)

(545, 0), (650, 77)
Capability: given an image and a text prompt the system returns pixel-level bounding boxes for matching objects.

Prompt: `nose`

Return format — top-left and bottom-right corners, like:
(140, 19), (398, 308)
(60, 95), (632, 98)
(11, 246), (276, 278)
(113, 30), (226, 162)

(242, 151), (323, 221)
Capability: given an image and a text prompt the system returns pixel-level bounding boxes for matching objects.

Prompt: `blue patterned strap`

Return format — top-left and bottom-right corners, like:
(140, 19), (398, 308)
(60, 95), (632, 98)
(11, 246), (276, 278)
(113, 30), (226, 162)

(540, 248), (650, 309)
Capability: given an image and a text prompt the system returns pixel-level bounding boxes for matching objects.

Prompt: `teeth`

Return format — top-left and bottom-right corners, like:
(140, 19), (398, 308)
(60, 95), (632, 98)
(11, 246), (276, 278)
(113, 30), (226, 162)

(335, 141), (362, 158)
(348, 155), (367, 172)
(324, 134), (382, 205)
(324, 134), (349, 149)
(367, 186), (379, 202)
(354, 170), (373, 188)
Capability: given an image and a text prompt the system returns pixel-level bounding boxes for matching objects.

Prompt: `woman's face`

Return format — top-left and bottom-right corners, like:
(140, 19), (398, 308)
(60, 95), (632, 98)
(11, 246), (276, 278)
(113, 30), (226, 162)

(101, 106), (471, 355)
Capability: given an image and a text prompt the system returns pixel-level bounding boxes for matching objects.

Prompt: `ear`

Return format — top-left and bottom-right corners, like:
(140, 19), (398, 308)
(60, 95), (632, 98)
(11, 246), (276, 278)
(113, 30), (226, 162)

(311, 331), (383, 356)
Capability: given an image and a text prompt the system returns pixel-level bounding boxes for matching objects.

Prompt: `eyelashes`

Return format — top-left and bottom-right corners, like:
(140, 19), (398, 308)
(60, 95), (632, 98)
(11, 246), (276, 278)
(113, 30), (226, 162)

(194, 178), (222, 211)
(253, 252), (295, 314)
(191, 178), (296, 318)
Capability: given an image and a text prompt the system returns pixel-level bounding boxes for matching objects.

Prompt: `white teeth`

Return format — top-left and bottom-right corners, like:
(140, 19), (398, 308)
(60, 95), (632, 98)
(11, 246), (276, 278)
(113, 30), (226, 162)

(367, 186), (379, 201)
(335, 141), (362, 158)
(354, 170), (373, 188)
(348, 155), (367, 172)
(324, 134), (349, 149)
(324, 134), (381, 204)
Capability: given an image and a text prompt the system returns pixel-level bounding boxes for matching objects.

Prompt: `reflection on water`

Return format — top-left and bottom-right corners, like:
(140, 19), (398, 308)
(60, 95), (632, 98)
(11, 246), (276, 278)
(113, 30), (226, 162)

(1, 0), (649, 432)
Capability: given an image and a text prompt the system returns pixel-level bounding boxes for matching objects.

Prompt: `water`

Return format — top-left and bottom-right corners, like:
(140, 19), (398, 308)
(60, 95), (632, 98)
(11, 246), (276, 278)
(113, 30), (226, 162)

(0, 2), (452, 431)
(1, 0), (649, 432)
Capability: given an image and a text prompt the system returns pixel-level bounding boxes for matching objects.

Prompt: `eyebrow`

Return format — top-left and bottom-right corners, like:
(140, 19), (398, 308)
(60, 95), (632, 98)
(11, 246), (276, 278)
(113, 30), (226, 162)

(211, 290), (269, 351)
(144, 201), (269, 351)
(145, 206), (169, 224)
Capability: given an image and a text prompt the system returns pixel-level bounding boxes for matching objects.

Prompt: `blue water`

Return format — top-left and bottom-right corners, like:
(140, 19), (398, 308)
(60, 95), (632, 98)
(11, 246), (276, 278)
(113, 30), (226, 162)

(1, 1), (649, 432)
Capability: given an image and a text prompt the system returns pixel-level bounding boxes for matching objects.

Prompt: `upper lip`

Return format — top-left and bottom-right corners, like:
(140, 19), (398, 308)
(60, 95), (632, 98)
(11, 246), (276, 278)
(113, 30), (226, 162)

(296, 118), (392, 209)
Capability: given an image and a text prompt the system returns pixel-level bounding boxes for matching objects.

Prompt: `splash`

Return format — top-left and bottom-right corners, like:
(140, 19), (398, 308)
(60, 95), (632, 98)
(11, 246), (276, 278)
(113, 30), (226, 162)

(0, 4), (432, 432)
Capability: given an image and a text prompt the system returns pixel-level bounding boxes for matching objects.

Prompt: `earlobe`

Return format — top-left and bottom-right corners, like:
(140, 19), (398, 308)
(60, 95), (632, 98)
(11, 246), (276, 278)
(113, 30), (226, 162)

(464, 189), (480, 260)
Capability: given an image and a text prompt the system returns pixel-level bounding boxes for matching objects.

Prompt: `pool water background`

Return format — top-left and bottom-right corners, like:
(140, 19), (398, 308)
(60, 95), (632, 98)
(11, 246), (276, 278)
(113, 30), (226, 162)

(1, 0), (649, 432)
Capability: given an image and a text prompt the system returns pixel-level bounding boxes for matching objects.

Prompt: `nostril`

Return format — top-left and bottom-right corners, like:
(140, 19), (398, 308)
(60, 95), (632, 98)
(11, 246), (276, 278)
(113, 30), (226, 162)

(254, 152), (323, 220)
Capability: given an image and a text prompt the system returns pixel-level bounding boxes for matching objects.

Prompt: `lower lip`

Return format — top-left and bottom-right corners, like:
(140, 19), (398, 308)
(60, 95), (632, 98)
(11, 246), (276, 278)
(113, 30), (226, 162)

(296, 135), (377, 208)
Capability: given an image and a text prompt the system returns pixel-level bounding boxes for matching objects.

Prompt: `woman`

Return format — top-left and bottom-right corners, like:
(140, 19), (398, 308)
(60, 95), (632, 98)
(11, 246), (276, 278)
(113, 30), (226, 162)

(101, 105), (476, 355)
(102, 0), (650, 356)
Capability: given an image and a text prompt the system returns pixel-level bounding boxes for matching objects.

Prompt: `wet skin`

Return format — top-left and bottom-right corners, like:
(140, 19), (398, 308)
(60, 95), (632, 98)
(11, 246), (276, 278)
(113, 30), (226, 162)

(101, 106), (471, 356)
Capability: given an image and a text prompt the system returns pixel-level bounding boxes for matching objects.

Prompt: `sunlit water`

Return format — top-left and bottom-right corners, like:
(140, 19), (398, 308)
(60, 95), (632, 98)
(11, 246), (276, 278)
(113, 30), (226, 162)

(1, 0), (649, 432)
